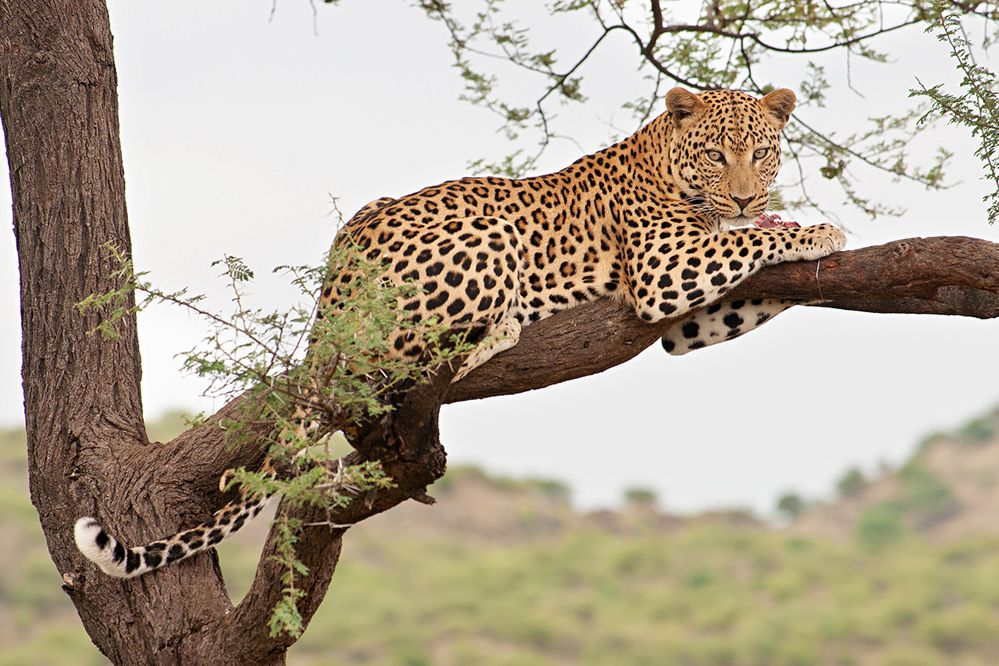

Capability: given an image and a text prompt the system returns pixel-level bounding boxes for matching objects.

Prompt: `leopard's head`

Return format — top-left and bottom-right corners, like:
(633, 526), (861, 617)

(664, 87), (796, 226)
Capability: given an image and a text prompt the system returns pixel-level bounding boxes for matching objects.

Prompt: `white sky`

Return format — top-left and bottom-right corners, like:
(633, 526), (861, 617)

(1, 1), (996, 514)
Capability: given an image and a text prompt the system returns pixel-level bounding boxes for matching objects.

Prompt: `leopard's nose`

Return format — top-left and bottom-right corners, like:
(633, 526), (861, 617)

(731, 195), (756, 212)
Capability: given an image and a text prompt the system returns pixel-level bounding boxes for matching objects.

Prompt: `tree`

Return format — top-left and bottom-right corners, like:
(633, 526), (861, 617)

(624, 486), (660, 508)
(837, 466), (868, 498)
(776, 492), (806, 520)
(2, 1), (998, 664)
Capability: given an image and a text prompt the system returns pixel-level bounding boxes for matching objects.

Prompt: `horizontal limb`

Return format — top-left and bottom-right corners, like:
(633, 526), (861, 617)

(446, 236), (999, 402)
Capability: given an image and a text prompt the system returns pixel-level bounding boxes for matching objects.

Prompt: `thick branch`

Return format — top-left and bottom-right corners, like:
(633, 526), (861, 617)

(446, 236), (999, 402)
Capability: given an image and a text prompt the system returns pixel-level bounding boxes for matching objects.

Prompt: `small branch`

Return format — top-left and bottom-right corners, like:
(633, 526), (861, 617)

(649, 18), (923, 55)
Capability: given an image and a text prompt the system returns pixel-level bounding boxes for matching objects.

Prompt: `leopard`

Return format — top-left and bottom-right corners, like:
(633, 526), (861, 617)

(74, 87), (845, 578)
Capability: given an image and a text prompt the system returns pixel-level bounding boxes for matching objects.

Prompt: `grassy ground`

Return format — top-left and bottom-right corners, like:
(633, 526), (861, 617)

(5, 414), (999, 665)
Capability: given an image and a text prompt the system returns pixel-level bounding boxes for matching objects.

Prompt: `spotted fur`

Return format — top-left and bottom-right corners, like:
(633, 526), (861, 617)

(660, 297), (800, 354)
(74, 498), (267, 578)
(75, 87), (844, 578)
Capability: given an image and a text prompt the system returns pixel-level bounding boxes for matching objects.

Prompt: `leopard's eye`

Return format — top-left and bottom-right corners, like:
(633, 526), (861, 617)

(706, 149), (725, 164)
(753, 147), (769, 160)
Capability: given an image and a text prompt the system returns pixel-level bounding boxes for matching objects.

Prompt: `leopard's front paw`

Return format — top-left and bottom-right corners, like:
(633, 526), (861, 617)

(797, 223), (846, 260)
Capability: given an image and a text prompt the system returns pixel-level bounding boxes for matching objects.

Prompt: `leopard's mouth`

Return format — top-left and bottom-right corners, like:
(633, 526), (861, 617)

(708, 199), (747, 224)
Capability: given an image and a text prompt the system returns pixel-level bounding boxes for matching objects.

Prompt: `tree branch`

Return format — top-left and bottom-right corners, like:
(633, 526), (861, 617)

(166, 234), (999, 523)
(446, 236), (999, 402)
(168, 234), (999, 501)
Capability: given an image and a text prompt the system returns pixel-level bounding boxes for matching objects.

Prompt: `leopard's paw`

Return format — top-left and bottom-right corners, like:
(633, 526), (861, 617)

(796, 223), (846, 260)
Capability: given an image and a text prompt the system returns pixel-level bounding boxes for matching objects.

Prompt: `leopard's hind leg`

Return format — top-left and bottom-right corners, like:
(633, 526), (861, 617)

(452, 316), (522, 382)
(661, 298), (798, 355)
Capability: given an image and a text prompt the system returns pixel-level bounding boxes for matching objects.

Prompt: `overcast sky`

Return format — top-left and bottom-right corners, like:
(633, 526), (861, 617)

(2, 1), (997, 514)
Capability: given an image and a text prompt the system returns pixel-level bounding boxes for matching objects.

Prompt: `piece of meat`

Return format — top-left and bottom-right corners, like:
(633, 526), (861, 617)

(754, 212), (801, 229)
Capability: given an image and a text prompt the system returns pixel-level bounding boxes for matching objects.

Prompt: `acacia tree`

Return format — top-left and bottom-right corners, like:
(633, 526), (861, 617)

(2, 1), (998, 664)
(414, 0), (999, 219)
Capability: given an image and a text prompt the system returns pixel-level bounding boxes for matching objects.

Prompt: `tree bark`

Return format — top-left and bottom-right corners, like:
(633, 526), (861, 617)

(1, 1), (243, 664)
(3, 2), (999, 664)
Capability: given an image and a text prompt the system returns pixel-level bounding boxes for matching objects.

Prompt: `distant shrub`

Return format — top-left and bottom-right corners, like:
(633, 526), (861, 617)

(856, 502), (906, 548)
(957, 417), (996, 444)
(610, 541), (669, 577)
(897, 463), (956, 521)
(623, 487), (658, 508)
(524, 478), (571, 504)
(684, 567), (715, 589)
(784, 537), (812, 553)
(775, 493), (806, 520)
(919, 606), (999, 652)
(837, 467), (867, 498)
(917, 408), (998, 450)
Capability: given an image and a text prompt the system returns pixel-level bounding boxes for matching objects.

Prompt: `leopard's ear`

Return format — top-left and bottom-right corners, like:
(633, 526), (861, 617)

(760, 88), (796, 128)
(665, 88), (706, 129)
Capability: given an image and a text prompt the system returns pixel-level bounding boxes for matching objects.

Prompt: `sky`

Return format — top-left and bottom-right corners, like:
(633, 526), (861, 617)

(1, 1), (997, 514)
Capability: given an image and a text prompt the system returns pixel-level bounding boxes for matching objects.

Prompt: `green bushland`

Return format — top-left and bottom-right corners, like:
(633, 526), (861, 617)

(855, 462), (958, 549)
(5, 407), (999, 665)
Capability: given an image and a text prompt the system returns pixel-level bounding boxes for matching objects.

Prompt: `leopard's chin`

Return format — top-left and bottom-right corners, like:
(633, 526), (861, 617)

(718, 215), (756, 231)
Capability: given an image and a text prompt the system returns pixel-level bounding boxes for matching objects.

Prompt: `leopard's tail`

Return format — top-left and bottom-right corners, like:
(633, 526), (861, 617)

(74, 495), (268, 578)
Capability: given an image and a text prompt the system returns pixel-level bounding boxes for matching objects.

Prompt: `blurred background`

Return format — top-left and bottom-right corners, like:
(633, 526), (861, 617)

(2, 1), (998, 663)
(6, 409), (999, 664)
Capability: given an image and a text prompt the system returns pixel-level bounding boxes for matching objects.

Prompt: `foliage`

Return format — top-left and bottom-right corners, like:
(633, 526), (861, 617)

(402, 0), (998, 220)
(623, 486), (658, 508)
(856, 501), (907, 548)
(911, 1), (999, 224)
(855, 462), (956, 548)
(918, 407), (998, 450)
(76, 239), (475, 636)
(957, 416), (997, 443)
(775, 492), (806, 520)
(897, 462), (955, 516)
(269, 515), (308, 638)
(836, 466), (867, 498)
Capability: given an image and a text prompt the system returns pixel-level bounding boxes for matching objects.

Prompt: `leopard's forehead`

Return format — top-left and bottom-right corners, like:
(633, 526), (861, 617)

(688, 90), (777, 151)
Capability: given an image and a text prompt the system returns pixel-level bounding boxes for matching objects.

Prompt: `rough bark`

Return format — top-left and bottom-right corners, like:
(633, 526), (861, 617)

(1, 1), (240, 664)
(4, 1), (999, 664)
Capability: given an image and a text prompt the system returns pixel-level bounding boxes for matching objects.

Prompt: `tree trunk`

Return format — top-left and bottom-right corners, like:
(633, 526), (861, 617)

(1, 8), (469, 662)
(4, 2), (999, 665)
(1, 2), (253, 664)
